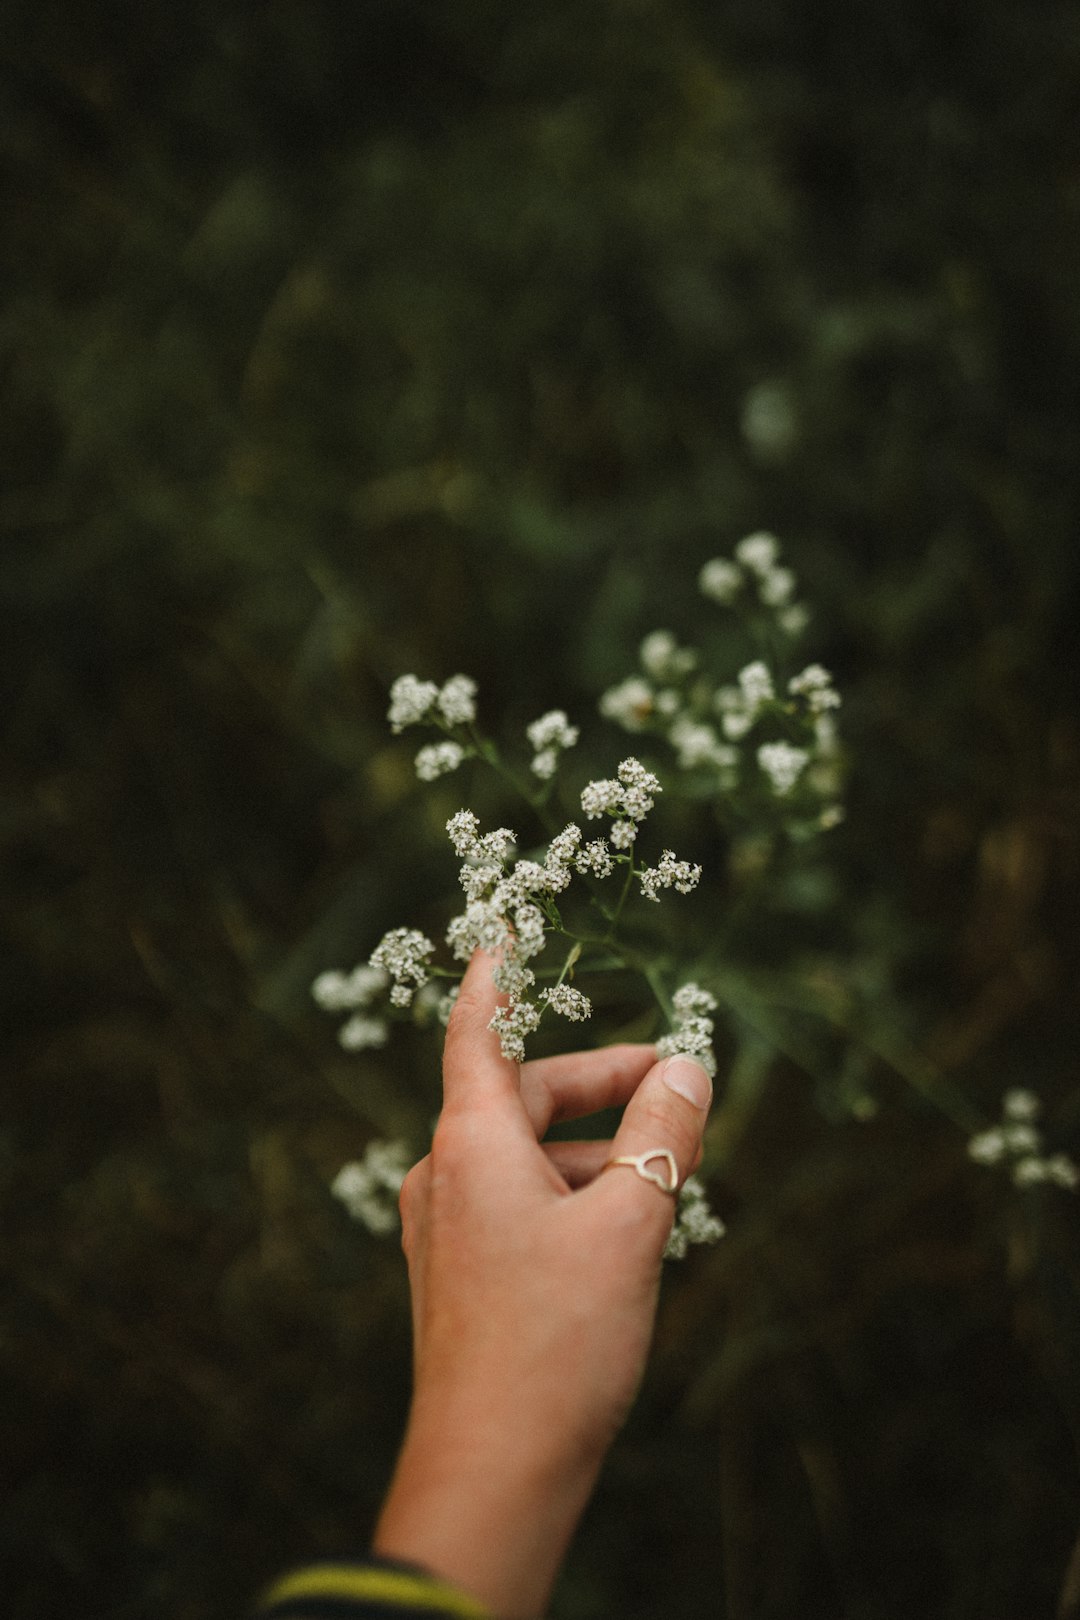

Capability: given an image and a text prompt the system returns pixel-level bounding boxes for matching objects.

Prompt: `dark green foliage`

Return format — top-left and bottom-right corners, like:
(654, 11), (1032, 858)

(3, 1), (1080, 1615)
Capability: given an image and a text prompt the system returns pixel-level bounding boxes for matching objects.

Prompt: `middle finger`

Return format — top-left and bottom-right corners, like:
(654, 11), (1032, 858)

(519, 1043), (656, 1137)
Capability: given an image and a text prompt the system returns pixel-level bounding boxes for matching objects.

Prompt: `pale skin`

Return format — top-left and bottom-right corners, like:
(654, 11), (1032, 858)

(373, 949), (713, 1619)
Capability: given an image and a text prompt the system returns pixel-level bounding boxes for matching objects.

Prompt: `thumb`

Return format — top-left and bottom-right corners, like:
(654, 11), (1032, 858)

(586, 1051), (712, 1227)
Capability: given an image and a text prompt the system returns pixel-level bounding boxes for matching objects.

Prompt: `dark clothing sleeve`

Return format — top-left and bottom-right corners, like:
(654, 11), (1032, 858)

(256, 1558), (492, 1620)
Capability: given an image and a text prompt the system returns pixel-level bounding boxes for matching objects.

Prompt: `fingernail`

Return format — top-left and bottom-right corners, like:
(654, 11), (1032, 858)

(662, 1053), (712, 1110)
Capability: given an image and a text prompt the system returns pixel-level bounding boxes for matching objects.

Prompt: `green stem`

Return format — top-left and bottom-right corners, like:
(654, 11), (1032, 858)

(552, 942), (582, 990)
(467, 728), (556, 830)
(641, 958), (676, 1025)
(603, 855), (638, 940)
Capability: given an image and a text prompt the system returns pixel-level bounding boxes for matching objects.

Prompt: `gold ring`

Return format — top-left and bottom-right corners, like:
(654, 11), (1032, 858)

(602, 1148), (678, 1195)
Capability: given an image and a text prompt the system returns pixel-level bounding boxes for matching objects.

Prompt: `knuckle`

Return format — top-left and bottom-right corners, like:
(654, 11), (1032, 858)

(445, 984), (488, 1038)
(398, 1157), (429, 1224)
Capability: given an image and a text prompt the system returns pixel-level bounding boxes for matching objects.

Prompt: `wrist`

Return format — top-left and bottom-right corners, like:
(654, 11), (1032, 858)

(373, 1397), (605, 1619)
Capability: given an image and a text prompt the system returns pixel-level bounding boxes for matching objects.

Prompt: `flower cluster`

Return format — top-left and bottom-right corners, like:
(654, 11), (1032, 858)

(369, 927), (437, 1008)
(387, 672), (479, 781)
(415, 740), (466, 781)
(665, 1175), (726, 1260)
(316, 735), (703, 1068)
(599, 535), (844, 831)
(580, 756), (661, 849)
(639, 849), (702, 902)
(539, 984), (592, 1020)
(526, 709), (580, 780)
(440, 782), (697, 1062)
(388, 672), (478, 733)
(968, 1089), (1079, 1191)
(656, 983), (718, 1078)
(757, 740), (810, 797)
(331, 1139), (412, 1235)
(312, 963), (390, 1050)
(698, 531), (805, 633)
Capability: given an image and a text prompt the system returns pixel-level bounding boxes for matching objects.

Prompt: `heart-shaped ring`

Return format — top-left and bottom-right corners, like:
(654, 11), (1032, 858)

(602, 1148), (679, 1195)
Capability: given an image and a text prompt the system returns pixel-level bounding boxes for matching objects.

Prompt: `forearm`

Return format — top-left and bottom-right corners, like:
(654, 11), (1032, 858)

(373, 1400), (604, 1619)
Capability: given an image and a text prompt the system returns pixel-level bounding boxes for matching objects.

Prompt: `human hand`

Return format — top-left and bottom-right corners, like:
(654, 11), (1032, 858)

(373, 948), (713, 1618)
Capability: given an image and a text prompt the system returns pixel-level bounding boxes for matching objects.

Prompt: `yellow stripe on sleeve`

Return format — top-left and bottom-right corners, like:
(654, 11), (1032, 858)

(259, 1561), (491, 1618)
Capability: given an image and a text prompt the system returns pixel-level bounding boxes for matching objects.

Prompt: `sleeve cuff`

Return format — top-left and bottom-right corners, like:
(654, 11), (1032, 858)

(257, 1557), (491, 1619)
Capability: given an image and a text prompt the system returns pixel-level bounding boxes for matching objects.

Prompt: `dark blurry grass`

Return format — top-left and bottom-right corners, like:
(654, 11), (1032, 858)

(3, 1), (1080, 1615)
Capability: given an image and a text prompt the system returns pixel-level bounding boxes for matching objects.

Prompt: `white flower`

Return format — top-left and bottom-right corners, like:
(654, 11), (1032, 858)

(339, 1014), (389, 1051)
(388, 674), (439, 733)
(1047, 1155), (1080, 1191)
(639, 630), (696, 681)
(446, 810), (480, 856)
(759, 566), (797, 607)
(639, 630), (676, 677)
(657, 1027), (716, 1076)
(720, 708), (753, 742)
(735, 531), (780, 575)
(526, 709), (579, 778)
(493, 959), (536, 1000)
(437, 674), (478, 726)
(698, 557), (743, 604)
(540, 984), (593, 1021)
(779, 603), (810, 636)
(575, 839), (615, 879)
(312, 964), (389, 1012)
(1012, 1156), (1049, 1187)
(583, 756), (662, 840)
(526, 709), (580, 753)
(540, 829), (582, 894)
(1011, 1151), (1079, 1192)
(664, 1175), (725, 1260)
(459, 860), (502, 900)
(581, 778), (622, 819)
(639, 849), (703, 903)
(436, 987), (459, 1026)
(1003, 1088), (1041, 1121)
(740, 379), (798, 460)
(669, 717), (737, 774)
(475, 827), (517, 863)
(415, 741), (465, 781)
(511, 859), (553, 893)
(656, 981), (718, 1077)
(617, 757), (661, 821)
(789, 665), (841, 714)
(311, 970), (351, 1011)
(446, 900), (511, 962)
(513, 902), (547, 958)
(332, 1139), (412, 1235)
(547, 824), (583, 867)
(737, 661), (774, 712)
(1003, 1123), (1040, 1156)
(968, 1090), (1078, 1196)
(814, 714), (840, 754)
(369, 927), (437, 1006)
(545, 823), (582, 889)
(599, 676), (654, 731)
(968, 1129), (1007, 1165)
(584, 757), (664, 835)
(757, 741), (810, 796)
(673, 983), (718, 1017)
(488, 998), (543, 1063)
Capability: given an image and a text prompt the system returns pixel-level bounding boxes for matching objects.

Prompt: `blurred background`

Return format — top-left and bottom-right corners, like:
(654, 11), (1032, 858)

(4, 2), (1080, 1616)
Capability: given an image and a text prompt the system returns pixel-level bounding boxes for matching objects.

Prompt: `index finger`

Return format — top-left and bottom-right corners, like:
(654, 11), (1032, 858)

(440, 949), (522, 1115)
